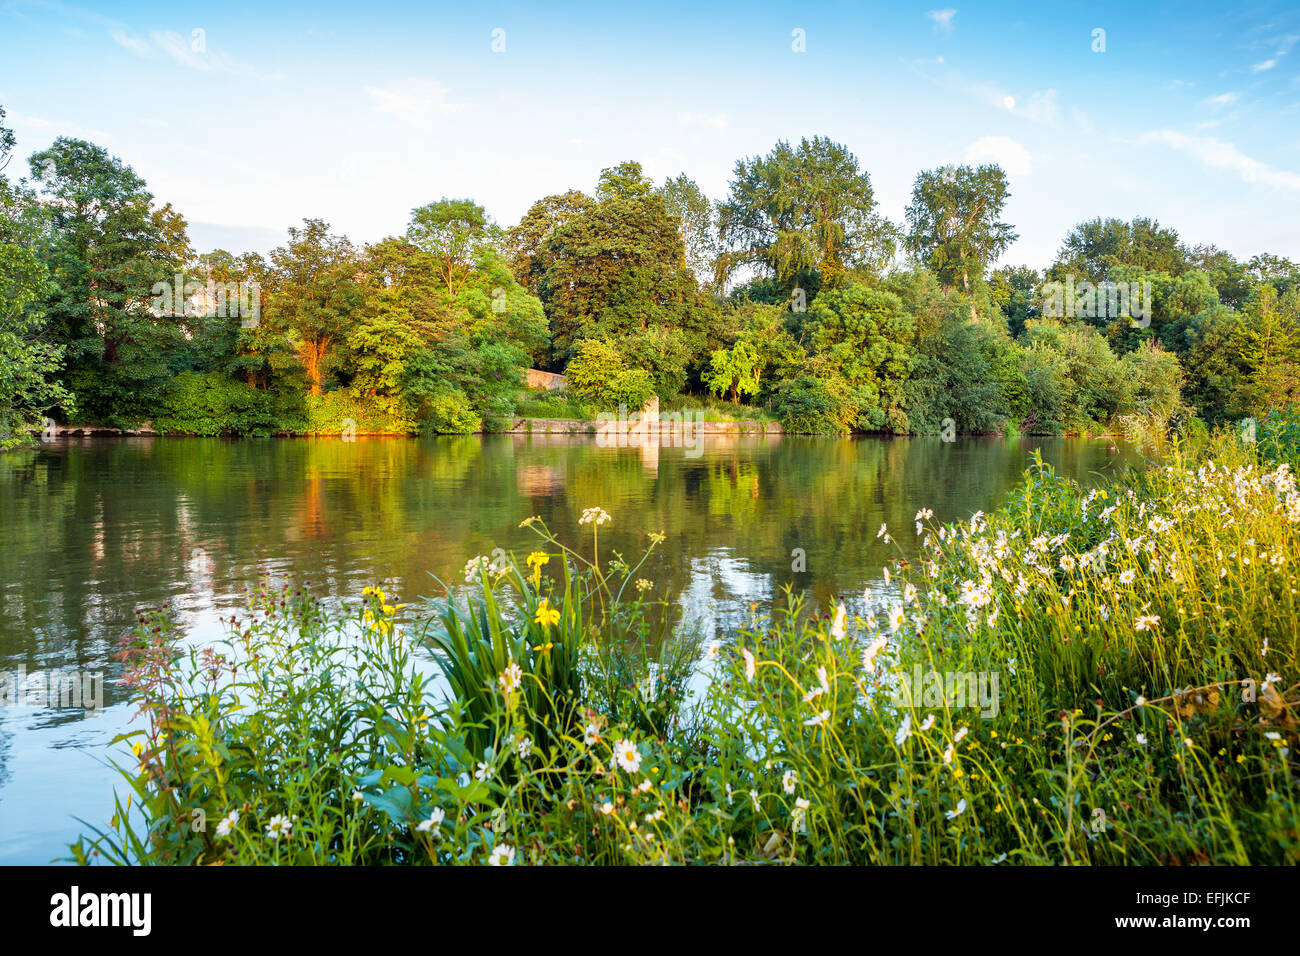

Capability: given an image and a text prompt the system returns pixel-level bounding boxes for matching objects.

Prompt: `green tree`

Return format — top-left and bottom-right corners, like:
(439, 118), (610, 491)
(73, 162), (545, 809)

(658, 173), (719, 292)
(265, 219), (363, 396)
(1050, 217), (1188, 283)
(716, 136), (896, 297)
(0, 109), (72, 444)
(406, 198), (500, 296)
(28, 137), (192, 426)
(904, 164), (1017, 315)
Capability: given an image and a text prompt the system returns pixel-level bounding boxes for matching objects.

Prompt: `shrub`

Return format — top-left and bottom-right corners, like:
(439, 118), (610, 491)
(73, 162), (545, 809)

(155, 372), (280, 436)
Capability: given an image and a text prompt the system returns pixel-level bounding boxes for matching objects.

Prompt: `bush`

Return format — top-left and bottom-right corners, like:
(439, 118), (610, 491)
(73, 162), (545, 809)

(155, 372), (281, 436)
(420, 388), (482, 435)
(565, 339), (657, 412)
(304, 390), (418, 435)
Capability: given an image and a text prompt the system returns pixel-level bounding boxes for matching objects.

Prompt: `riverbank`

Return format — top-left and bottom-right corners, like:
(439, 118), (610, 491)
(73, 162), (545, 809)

(69, 425), (1299, 865)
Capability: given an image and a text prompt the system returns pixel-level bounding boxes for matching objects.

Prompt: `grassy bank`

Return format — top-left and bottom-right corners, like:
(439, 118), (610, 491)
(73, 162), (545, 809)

(72, 424), (1299, 865)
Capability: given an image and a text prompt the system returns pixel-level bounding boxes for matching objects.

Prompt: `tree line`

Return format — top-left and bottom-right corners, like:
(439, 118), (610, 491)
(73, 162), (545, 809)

(2, 103), (1297, 445)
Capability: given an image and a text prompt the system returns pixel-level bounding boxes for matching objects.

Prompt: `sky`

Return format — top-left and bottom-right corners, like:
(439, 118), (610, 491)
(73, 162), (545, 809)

(2, 0), (1299, 269)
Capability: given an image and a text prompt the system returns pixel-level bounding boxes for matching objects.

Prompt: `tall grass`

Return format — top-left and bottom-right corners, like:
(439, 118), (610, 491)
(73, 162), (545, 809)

(72, 428), (1298, 865)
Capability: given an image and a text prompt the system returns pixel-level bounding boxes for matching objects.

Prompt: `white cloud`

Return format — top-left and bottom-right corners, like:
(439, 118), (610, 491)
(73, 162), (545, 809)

(964, 135), (1032, 176)
(1205, 92), (1238, 107)
(1252, 59), (1278, 72)
(1139, 130), (1300, 192)
(676, 110), (728, 130)
(110, 30), (150, 57)
(365, 78), (465, 130)
(927, 9), (957, 34)
(111, 29), (272, 79)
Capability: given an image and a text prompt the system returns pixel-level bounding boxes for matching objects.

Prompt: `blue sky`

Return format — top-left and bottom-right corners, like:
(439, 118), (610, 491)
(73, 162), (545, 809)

(2, 0), (1298, 268)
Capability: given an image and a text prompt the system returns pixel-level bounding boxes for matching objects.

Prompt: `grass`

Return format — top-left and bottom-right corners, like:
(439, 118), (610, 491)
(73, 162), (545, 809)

(70, 424), (1299, 865)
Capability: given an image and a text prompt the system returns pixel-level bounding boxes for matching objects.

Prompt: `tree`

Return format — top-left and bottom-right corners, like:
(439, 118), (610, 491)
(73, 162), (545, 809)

(1238, 285), (1300, 415)
(989, 265), (1041, 337)
(266, 219), (363, 395)
(803, 282), (914, 432)
(905, 164), (1017, 317)
(0, 109), (72, 443)
(28, 136), (192, 426)
(406, 198), (500, 296)
(716, 136), (896, 296)
(538, 188), (704, 363)
(503, 190), (595, 295)
(658, 174), (719, 291)
(595, 160), (653, 202)
(1050, 217), (1188, 283)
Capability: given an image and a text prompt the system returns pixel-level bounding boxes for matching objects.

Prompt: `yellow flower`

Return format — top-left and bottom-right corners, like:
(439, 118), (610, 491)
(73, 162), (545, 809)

(534, 599), (561, 630)
(526, 551), (550, 584)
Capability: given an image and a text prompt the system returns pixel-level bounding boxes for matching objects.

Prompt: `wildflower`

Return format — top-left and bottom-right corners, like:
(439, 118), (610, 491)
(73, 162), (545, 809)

(876, 523), (888, 539)
(635, 578), (652, 593)
(498, 660), (523, 694)
(265, 814), (294, 841)
(637, 778), (653, 793)
(888, 605), (905, 634)
(614, 739), (642, 774)
(894, 714), (912, 747)
(488, 844), (515, 866)
(883, 566), (891, 586)
(584, 722), (602, 746)
(902, 583), (918, 606)
(533, 599), (561, 630)
(416, 807), (446, 835)
(919, 714), (935, 731)
(705, 640), (721, 661)
(1136, 696), (1147, 707)
(804, 710), (830, 727)
(792, 797), (810, 834)
(216, 809), (239, 838)
(599, 801), (616, 815)
(1134, 615), (1160, 631)
(1135, 733), (1147, 747)
(953, 726), (969, 743)
(351, 791), (364, 802)
(475, 761), (494, 781)
(515, 735), (532, 760)
(579, 507), (611, 527)
(861, 634), (888, 674)
(1263, 672), (1282, 689)
(525, 550), (549, 583)
(749, 789), (761, 811)
(1119, 569), (1136, 585)
(830, 603), (847, 639)
(946, 799), (966, 820)
(1264, 731), (1281, 741)
(943, 743), (955, 764)
(1098, 603), (1110, 621)
(742, 647), (756, 682)
(782, 769), (798, 794)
